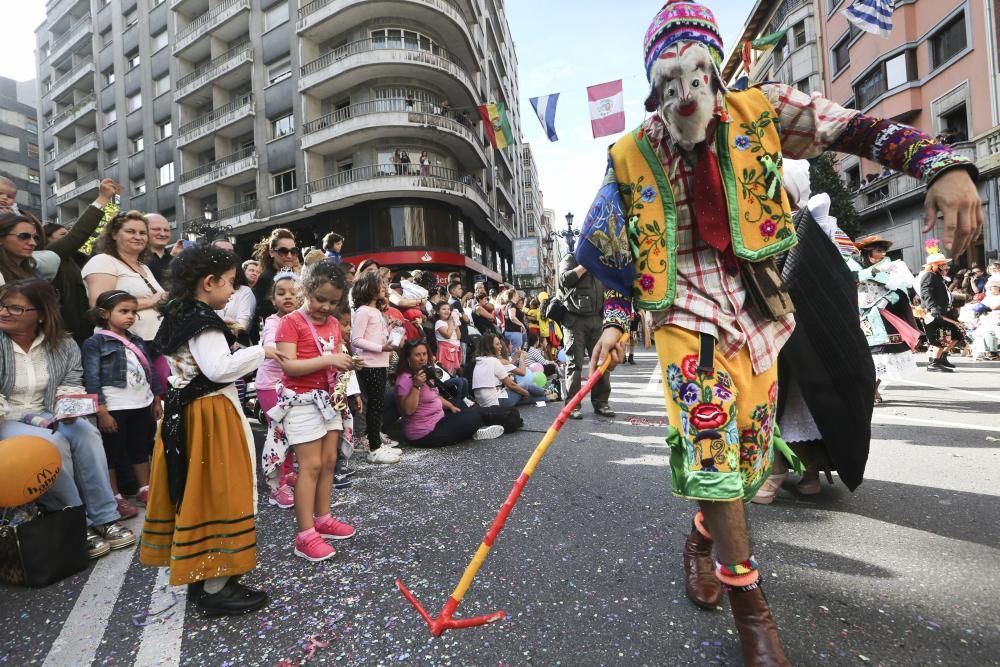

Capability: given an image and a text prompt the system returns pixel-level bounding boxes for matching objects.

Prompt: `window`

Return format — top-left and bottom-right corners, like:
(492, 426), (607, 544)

(832, 36), (850, 74)
(130, 136), (144, 154)
(884, 52), (912, 89)
(127, 92), (142, 112)
(267, 57), (292, 85)
(271, 169), (296, 195)
(126, 51), (140, 70)
(940, 104), (969, 142)
(27, 143), (38, 159)
(124, 10), (138, 28)
(370, 28), (439, 53)
(271, 114), (294, 138)
(157, 120), (172, 140)
(151, 30), (168, 52)
(153, 75), (169, 96)
(132, 178), (146, 195)
(25, 118), (37, 134)
(930, 13), (967, 70)
(30, 193), (41, 208)
(106, 146), (118, 165)
(103, 68), (115, 86)
(101, 28), (112, 48)
(792, 21), (806, 48)
(853, 49), (916, 109)
(158, 162), (174, 186)
(796, 78), (810, 94)
(264, 3), (289, 30)
(772, 37), (787, 68)
(28, 169), (39, 184)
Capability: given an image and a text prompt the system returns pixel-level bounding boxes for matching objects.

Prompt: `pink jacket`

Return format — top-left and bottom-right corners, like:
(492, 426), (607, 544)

(351, 305), (389, 368)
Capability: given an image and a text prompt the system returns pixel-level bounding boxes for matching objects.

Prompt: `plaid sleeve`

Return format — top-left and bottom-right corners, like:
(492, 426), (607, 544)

(764, 82), (976, 184)
(603, 289), (632, 332)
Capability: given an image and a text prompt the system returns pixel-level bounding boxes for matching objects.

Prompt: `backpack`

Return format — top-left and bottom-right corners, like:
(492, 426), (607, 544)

(542, 296), (568, 325)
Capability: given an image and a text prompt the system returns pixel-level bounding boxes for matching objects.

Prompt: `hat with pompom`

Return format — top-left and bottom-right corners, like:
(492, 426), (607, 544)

(643, 0), (725, 82)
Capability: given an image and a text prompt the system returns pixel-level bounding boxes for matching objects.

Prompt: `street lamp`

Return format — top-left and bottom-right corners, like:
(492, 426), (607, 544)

(554, 211), (580, 253)
(185, 204), (233, 244)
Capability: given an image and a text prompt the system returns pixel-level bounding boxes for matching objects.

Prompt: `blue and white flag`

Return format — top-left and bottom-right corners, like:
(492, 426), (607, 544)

(842, 0), (893, 37)
(529, 93), (560, 142)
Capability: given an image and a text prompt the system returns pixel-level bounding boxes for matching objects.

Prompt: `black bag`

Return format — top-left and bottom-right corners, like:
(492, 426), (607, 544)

(479, 405), (524, 433)
(543, 297), (568, 325)
(0, 506), (89, 587)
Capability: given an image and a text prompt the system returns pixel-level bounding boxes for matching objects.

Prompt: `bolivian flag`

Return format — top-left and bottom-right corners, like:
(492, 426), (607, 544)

(478, 102), (514, 149)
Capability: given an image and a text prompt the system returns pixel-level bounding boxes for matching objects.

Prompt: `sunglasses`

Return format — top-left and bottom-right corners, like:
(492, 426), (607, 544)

(6, 232), (41, 243)
(273, 247), (299, 256)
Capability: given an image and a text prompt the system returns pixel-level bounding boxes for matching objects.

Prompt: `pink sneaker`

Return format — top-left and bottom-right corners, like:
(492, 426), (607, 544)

(314, 515), (356, 541)
(268, 484), (295, 509)
(284, 471), (298, 487)
(294, 528), (336, 561)
(115, 496), (139, 520)
(134, 487), (149, 506)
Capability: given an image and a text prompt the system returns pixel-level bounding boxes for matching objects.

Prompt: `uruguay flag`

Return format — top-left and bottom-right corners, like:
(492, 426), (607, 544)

(842, 0), (893, 37)
(529, 94), (560, 142)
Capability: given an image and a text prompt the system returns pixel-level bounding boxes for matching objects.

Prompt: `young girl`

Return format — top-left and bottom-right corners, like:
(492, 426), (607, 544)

(81, 290), (163, 520)
(434, 301), (462, 375)
(255, 270), (301, 509)
(351, 271), (399, 464)
(264, 261), (358, 563)
(139, 246), (271, 617)
(333, 304), (360, 488)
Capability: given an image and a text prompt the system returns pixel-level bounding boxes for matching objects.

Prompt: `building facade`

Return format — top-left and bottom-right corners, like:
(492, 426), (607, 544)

(0, 77), (42, 215)
(35, 0), (528, 284)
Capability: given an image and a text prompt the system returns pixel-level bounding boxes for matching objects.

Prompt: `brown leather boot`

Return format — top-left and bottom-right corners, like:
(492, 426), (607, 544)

(728, 584), (791, 667)
(682, 527), (722, 609)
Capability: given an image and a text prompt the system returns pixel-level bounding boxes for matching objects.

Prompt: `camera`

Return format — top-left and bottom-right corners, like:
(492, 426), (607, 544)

(420, 364), (444, 388)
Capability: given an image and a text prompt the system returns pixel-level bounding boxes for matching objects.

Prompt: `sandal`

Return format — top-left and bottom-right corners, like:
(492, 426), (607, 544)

(750, 472), (787, 505)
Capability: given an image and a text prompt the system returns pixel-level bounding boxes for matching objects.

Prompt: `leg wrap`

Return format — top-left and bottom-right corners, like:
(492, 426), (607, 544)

(693, 511), (712, 541)
(715, 556), (760, 588)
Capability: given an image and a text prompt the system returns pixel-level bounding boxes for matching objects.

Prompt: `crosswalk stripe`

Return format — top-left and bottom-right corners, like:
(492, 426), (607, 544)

(134, 568), (187, 667)
(587, 432), (666, 445)
(645, 362), (662, 394)
(898, 378), (1000, 403)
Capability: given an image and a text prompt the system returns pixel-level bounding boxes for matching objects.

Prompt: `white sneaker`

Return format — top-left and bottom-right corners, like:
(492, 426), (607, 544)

(463, 398), (477, 407)
(380, 433), (400, 447)
(367, 447), (401, 464)
(473, 425), (505, 440)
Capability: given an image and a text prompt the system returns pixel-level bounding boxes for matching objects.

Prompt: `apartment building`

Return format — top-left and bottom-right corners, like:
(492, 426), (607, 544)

(35, 0), (528, 283)
(0, 77), (42, 215)
(816, 0), (999, 268)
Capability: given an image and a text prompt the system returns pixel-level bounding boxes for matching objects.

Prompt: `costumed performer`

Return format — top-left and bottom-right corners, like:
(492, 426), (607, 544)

(578, 2), (982, 664)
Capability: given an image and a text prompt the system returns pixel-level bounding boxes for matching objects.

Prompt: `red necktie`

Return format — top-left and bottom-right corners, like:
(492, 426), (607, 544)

(691, 141), (731, 254)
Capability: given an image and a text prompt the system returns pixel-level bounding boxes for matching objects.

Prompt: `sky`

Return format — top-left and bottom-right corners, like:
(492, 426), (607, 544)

(506, 0), (754, 236)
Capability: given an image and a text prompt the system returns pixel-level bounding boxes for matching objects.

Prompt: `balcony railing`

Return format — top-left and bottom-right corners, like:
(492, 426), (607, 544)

(178, 147), (257, 192)
(47, 131), (97, 166)
(46, 93), (96, 129)
(177, 93), (253, 144)
(302, 98), (478, 139)
(300, 38), (470, 80)
(306, 163), (488, 206)
(975, 126), (1000, 176)
(174, 0), (250, 53)
(45, 0), (76, 28)
(51, 171), (99, 205)
(185, 199), (257, 227)
(47, 15), (91, 61)
(45, 60), (93, 98)
(176, 42), (252, 96)
(853, 143), (977, 216)
(297, 0), (466, 32)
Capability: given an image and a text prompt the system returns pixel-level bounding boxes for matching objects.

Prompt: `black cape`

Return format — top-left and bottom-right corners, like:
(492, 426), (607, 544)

(775, 208), (874, 491)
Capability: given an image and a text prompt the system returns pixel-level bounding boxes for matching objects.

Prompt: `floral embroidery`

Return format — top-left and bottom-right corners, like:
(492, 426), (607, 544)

(759, 219), (777, 239)
(734, 110), (794, 240)
(713, 383), (733, 401)
(680, 354), (699, 380)
(666, 365), (683, 391)
(734, 135), (751, 151)
(639, 273), (655, 292)
(690, 402), (727, 429)
(641, 186), (657, 202)
(679, 382), (700, 406)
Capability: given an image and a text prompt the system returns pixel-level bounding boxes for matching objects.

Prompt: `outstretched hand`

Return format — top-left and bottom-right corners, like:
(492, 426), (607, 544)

(923, 169), (983, 258)
(588, 328), (627, 378)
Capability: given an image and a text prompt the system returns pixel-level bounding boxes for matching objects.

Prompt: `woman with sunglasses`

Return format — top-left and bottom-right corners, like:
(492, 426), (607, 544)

(251, 228), (298, 339)
(0, 212), (46, 286)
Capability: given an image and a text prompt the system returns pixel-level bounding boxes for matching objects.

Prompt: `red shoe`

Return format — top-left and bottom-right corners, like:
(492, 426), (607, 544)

(115, 496), (139, 520)
(294, 529), (336, 562)
(284, 471), (298, 487)
(314, 515), (356, 541)
(268, 485), (295, 509)
(134, 487), (149, 507)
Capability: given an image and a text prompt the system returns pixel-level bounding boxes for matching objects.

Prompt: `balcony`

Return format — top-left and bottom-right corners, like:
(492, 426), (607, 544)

(176, 42), (253, 100)
(177, 93), (254, 148)
(301, 99), (485, 166)
(974, 126), (1000, 178)
(45, 0), (78, 28)
(305, 164), (490, 219)
(854, 143), (977, 217)
(51, 171), (99, 206)
(297, 0), (474, 60)
(46, 94), (96, 135)
(173, 0), (251, 56)
(48, 132), (98, 170)
(47, 15), (91, 65)
(299, 39), (477, 105)
(45, 60), (94, 102)
(185, 199), (258, 230)
(178, 147), (257, 195)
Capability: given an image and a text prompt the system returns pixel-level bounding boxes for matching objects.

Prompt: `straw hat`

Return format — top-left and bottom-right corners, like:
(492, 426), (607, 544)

(922, 252), (951, 268)
(855, 235), (892, 250)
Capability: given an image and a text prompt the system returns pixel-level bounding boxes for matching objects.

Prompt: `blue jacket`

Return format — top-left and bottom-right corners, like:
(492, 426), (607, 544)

(81, 331), (163, 405)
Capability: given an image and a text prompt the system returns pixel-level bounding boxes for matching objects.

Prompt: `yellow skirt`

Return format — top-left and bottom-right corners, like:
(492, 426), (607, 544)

(139, 394), (257, 586)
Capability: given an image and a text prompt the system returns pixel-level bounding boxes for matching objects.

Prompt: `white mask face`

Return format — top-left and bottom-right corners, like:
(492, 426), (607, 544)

(650, 43), (717, 152)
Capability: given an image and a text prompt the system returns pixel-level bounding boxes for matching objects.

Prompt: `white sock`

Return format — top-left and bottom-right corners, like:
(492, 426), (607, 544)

(202, 576), (229, 594)
(115, 493), (124, 499)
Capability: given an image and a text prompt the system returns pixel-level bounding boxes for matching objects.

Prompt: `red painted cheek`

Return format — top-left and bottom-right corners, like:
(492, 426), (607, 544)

(703, 74), (709, 85)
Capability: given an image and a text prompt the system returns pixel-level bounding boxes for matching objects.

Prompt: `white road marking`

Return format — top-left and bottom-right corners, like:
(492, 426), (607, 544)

(134, 568), (188, 667)
(587, 432), (666, 446)
(610, 453), (670, 467)
(645, 362), (662, 394)
(897, 378), (1000, 403)
(872, 414), (999, 433)
(608, 395), (667, 406)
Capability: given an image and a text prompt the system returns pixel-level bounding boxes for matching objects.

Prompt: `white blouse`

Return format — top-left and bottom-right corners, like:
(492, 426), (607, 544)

(81, 254), (164, 341)
(167, 330), (264, 389)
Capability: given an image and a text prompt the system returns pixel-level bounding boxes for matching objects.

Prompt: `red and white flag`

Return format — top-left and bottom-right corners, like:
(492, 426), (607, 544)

(587, 79), (625, 139)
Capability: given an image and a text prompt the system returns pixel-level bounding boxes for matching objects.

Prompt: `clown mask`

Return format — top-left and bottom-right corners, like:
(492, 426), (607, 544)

(649, 42), (719, 152)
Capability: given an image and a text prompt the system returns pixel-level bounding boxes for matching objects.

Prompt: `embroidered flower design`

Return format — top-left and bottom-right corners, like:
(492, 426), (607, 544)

(679, 382), (700, 406)
(713, 384), (733, 401)
(681, 354), (699, 380)
(767, 382), (778, 405)
(751, 404), (768, 422)
(759, 219), (777, 238)
(715, 370), (732, 389)
(740, 428), (757, 443)
(639, 273), (655, 292)
(666, 365), (683, 391)
(734, 135), (751, 151)
(641, 186), (657, 202)
(690, 402), (728, 430)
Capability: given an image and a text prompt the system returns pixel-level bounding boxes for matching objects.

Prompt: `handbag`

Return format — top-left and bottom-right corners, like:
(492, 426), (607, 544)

(0, 505), (88, 587)
(740, 257), (795, 321)
(543, 297), (568, 325)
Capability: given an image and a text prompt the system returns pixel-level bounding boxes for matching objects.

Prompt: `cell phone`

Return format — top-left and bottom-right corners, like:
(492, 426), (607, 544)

(521, 338), (530, 351)
(182, 240), (194, 249)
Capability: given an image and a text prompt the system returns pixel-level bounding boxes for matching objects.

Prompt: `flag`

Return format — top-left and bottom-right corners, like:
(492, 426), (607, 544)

(478, 102), (514, 149)
(842, 0), (893, 37)
(529, 94), (560, 142)
(750, 28), (788, 49)
(587, 80), (625, 139)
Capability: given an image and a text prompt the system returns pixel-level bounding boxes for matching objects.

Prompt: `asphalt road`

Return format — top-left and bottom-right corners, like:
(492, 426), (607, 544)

(3, 351), (999, 666)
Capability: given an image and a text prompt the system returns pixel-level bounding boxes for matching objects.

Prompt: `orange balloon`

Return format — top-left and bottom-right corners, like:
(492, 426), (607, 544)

(0, 436), (62, 508)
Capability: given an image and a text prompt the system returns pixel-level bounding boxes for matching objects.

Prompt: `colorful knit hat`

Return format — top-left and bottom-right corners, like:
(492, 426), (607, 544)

(643, 0), (725, 82)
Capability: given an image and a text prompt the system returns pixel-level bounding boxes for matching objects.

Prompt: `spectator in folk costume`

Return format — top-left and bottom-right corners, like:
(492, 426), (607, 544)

(578, 2), (982, 663)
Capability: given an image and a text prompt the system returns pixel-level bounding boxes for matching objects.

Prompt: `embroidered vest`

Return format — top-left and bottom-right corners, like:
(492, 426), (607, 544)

(609, 87), (796, 311)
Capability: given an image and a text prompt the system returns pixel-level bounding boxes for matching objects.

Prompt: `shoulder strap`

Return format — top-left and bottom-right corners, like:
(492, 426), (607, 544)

(98, 330), (152, 379)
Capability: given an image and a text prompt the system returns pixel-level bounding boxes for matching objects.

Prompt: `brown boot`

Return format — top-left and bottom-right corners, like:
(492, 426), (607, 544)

(728, 584), (791, 667)
(682, 527), (722, 609)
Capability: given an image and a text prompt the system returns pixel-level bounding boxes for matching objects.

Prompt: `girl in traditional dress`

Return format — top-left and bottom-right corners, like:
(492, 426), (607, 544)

(140, 246), (273, 617)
